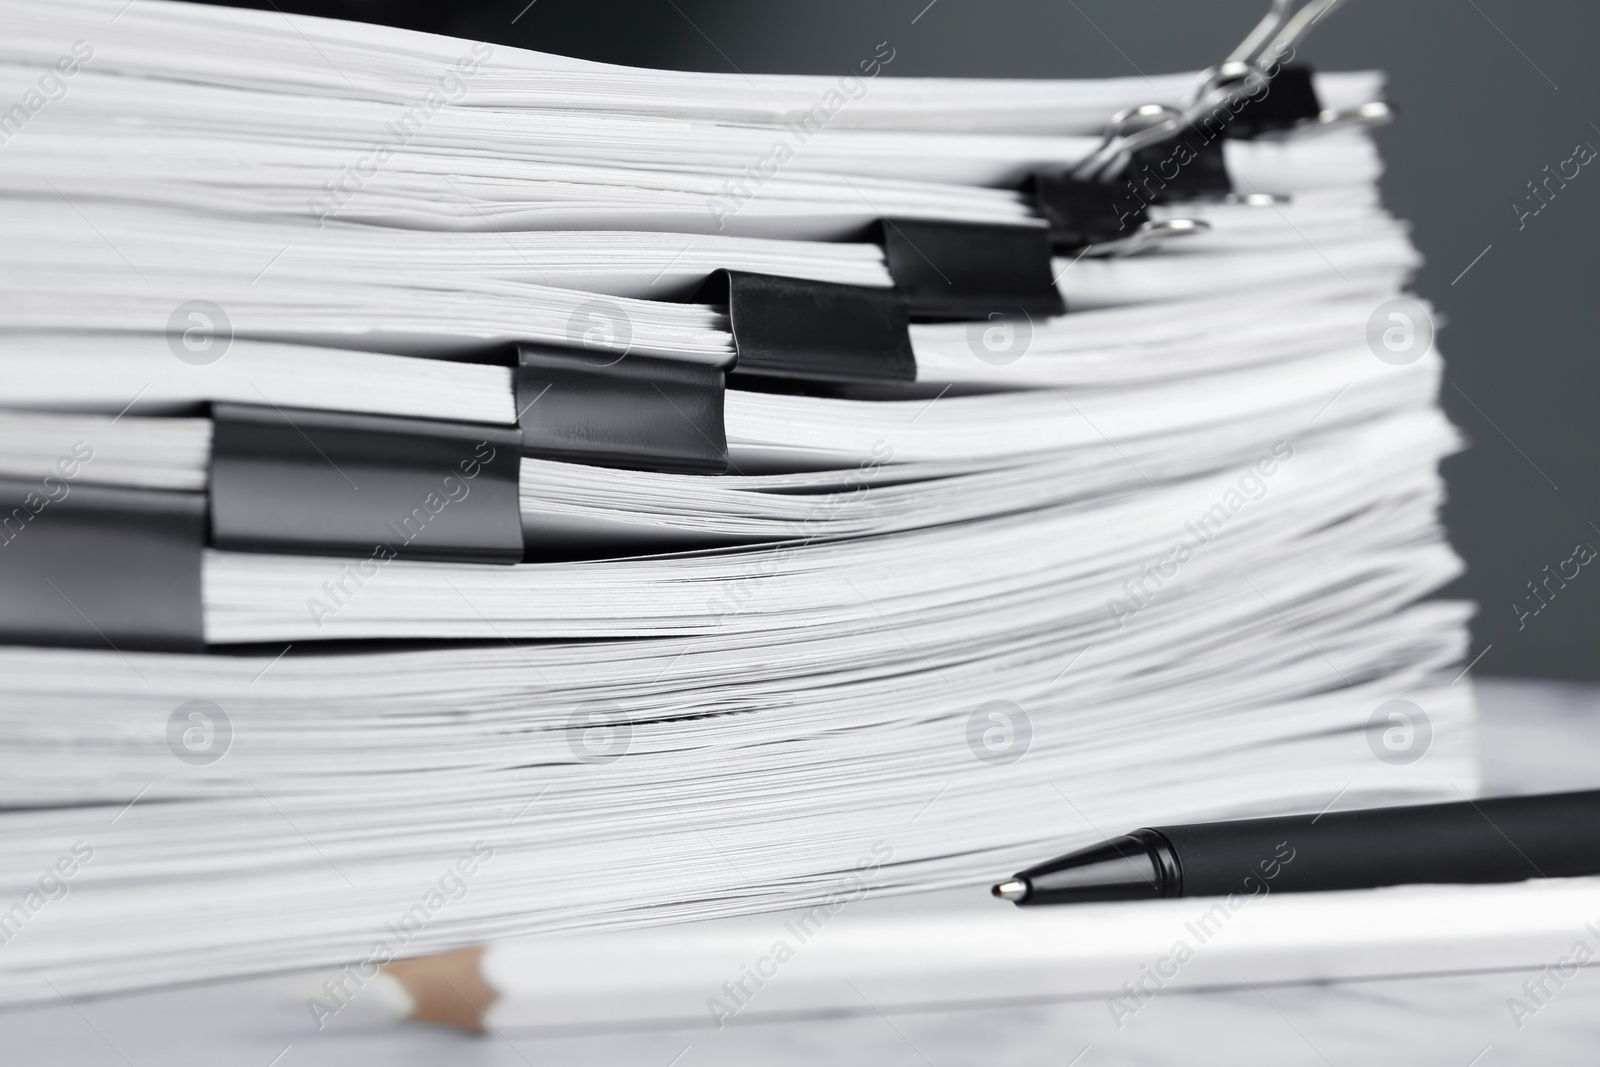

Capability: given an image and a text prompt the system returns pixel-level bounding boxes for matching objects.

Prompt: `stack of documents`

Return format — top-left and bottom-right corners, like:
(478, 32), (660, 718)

(0, 0), (1473, 1004)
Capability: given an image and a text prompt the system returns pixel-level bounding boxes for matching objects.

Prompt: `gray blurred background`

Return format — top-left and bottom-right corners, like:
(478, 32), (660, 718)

(215, 0), (1600, 681)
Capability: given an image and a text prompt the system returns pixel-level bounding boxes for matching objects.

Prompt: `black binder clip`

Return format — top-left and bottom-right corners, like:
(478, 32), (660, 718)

(1042, 0), (1361, 229)
(516, 342), (729, 475)
(1076, 103), (1235, 206)
(1025, 98), (1225, 254)
(1035, 66), (1328, 246)
(1029, 172), (1149, 253)
(874, 219), (1065, 321)
(210, 403), (525, 563)
(1214, 63), (1323, 139)
(0, 479), (205, 651)
(699, 269), (917, 388)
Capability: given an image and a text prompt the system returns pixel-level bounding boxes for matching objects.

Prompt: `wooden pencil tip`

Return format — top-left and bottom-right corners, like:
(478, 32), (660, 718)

(381, 945), (498, 1035)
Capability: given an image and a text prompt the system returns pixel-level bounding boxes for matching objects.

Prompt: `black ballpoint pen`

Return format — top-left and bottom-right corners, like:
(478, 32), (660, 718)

(993, 790), (1600, 905)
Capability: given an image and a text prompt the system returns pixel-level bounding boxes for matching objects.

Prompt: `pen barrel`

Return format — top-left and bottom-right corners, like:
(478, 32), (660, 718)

(1153, 790), (1600, 897)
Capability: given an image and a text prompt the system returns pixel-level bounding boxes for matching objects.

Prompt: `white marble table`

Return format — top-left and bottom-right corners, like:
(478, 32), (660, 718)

(6, 677), (1599, 1065)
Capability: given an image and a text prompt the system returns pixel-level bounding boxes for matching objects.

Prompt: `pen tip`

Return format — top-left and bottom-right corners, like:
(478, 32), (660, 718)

(992, 878), (1029, 902)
